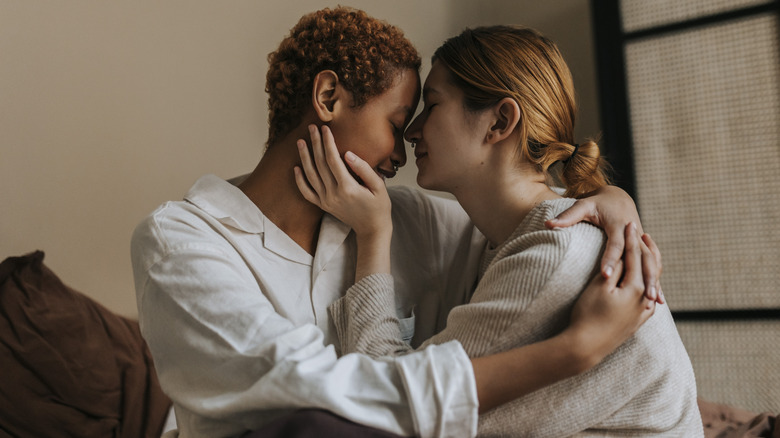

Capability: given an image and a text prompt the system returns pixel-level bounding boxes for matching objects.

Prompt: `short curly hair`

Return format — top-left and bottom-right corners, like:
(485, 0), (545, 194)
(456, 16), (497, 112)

(265, 7), (421, 146)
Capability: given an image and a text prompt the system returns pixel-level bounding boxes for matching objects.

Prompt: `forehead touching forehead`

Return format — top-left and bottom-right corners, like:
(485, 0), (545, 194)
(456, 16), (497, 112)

(383, 68), (421, 120)
(265, 7), (421, 146)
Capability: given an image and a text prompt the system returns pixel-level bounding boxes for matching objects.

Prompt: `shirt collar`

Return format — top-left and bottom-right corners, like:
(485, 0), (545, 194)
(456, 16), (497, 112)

(183, 174), (353, 267)
(184, 174), (265, 234)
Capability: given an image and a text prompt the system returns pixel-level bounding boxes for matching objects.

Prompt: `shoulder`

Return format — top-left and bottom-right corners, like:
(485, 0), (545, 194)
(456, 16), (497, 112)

(503, 198), (604, 256)
(387, 186), (468, 219)
(130, 199), (227, 275)
(388, 185), (473, 235)
(485, 199), (605, 285)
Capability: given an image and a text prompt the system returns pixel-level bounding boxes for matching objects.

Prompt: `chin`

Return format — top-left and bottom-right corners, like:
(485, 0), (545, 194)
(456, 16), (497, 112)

(416, 174), (441, 192)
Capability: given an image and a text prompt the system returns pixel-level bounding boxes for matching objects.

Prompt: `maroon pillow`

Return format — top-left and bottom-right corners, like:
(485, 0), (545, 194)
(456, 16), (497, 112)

(0, 251), (171, 438)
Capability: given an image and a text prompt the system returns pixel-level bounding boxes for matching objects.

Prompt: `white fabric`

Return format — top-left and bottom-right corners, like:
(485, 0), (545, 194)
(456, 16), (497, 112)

(132, 175), (484, 438)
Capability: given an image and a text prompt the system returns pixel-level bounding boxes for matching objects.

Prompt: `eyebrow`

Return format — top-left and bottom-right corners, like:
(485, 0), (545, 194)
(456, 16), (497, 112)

(393, 105), (416, 121)
(422, 87), (440, 101)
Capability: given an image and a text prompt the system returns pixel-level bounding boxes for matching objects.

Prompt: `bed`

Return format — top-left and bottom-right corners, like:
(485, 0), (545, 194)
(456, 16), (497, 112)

(1, 251), (776, 437)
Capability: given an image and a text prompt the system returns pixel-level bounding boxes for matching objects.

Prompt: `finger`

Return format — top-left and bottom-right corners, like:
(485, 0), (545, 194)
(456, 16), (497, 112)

(599, 222), (625, 279)
(641, 297), (657, 314)
(619, 223), (643, 294)
(544, 198), (595, 229)
(641, 233), (663, 276)
(297, 139), (325, 196)
(320, 126), (354, 185)
(639, 239), (658, 302)
(642, 233), (664, 304)
(344, 151), (386, 193)
(293, 166), (322, 207)
(605, 259), (624, 290)
(308, 125), (337, 188)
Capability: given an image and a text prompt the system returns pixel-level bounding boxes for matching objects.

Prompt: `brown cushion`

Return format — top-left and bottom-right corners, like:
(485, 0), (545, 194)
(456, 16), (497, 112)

(0, 251), (171, 438)
(699, 398), (778, 438)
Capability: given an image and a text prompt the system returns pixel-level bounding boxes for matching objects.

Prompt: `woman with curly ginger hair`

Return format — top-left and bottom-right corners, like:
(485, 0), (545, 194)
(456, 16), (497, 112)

(132, 7), (661, 438)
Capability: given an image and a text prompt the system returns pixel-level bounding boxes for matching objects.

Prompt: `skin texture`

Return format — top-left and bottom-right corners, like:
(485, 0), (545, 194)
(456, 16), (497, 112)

(251, 44), (662, 416)
(311, 69), (418, 180)
(296, 121), (657, 413)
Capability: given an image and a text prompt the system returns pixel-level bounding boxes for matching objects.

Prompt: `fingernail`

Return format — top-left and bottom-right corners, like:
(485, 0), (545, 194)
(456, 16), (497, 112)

(648, 285), (657, 300)
(659, 289), (666, 304)
(345, 151), (356, 162)
(297, 140), (305, 149)
(604, 265), (613, 278)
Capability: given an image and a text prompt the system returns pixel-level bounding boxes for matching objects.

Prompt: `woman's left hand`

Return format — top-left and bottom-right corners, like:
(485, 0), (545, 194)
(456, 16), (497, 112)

(545, 185), (665, 304)
(294, 124), (393, 240)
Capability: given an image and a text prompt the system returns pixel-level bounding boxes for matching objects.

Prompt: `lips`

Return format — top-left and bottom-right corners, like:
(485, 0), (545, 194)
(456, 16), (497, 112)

(414, 145), (427, 160)
(376, 168), (396, 180)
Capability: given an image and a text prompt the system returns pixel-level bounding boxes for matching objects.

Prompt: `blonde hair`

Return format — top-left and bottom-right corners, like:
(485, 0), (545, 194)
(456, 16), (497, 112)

(433, 26), (609, 197)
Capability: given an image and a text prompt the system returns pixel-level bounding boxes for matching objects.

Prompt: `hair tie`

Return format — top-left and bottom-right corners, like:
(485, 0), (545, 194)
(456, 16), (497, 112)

(563, 143), (579, 164)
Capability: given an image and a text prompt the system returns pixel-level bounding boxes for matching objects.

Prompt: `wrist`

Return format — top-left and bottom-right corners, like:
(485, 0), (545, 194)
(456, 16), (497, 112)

(555, 327), (603, 375)
(355, 226), (393, 249)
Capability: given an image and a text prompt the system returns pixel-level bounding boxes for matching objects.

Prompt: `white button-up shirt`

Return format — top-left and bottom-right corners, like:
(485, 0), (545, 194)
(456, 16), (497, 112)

(131, 175), (486, 438)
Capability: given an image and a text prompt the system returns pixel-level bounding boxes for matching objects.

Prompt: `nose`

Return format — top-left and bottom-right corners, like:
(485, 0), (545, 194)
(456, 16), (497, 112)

(391, 133), (407, 169)
(404, 113), (423, 144)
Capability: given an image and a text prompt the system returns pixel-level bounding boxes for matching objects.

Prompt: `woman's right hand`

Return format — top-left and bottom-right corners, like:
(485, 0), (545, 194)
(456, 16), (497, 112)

(565, 223), (656, 371)
(294, 124), (393, 240)
(294, 125), (394, 281)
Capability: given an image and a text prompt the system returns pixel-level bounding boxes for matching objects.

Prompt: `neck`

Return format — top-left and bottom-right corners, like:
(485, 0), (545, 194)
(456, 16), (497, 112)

(239, 124), (324, 254)
(451, 160), (559, 247)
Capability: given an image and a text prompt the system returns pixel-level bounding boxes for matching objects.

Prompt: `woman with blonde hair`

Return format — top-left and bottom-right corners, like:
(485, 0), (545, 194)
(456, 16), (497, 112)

(298, 25), (701, 436)
(134, 7), (662, 437)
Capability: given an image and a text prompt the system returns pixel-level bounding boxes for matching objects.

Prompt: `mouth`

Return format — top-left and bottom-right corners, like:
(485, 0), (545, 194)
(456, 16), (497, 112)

(414, 151), (428, 162)
(376, 168), (396, 180)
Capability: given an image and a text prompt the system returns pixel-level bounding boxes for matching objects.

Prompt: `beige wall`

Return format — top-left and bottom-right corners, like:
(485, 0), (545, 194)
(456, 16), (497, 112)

(0, 0), (597, 318)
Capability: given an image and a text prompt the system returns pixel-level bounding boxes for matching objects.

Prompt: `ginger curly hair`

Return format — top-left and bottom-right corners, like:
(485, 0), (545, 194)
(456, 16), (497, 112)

(265, 7), (421, 146)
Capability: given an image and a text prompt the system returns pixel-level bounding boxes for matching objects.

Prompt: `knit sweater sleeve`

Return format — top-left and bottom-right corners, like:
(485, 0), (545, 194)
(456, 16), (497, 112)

(328, 200), (578, 359)
(329, 200), (701, 436)
(329, 273), (414, 357)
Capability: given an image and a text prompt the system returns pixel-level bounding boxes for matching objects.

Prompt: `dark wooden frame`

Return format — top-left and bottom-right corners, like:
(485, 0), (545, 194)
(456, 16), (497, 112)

(589, 0), (780, 321)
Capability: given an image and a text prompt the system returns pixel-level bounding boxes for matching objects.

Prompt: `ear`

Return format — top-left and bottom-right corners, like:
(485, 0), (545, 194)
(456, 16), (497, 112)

(485, 97), (521, 144)
(311, 70), (342, 123)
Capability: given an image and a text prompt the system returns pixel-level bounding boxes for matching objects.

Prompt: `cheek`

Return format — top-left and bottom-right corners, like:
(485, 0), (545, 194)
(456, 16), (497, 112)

(326, 123), (362, 159)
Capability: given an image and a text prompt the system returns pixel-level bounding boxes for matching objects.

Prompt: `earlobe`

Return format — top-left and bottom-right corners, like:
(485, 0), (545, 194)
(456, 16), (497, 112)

(312, 70), (340, 122)
(486, 98), (521, 144)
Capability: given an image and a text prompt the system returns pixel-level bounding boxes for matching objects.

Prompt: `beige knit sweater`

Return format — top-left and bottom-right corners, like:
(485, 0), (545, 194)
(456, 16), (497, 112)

(329, 198), (703, 437)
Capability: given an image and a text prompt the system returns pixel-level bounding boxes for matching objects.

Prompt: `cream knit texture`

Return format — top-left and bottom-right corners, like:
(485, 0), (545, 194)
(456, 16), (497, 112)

(330, 198), (703, 437)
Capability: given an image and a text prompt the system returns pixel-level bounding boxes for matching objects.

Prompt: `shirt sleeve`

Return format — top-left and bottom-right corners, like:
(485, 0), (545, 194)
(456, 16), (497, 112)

(131, 213), (478, 438)
(329, 214), (673, 435)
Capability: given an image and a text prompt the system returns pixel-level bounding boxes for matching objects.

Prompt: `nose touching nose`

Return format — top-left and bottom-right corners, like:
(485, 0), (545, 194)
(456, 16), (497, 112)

(404, 114), (422, 144)
(391, 136), (407, 169)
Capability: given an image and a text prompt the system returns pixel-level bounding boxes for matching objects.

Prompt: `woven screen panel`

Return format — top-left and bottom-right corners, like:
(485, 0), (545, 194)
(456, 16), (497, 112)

(624, 14), (780, 311)
(676, 320), (780, 413)
(620, 0), (770, 32)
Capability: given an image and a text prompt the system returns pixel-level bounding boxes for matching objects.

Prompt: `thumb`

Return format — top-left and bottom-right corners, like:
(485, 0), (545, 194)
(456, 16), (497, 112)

(545, 199), (594, 229)
(345, 151), (385, 192)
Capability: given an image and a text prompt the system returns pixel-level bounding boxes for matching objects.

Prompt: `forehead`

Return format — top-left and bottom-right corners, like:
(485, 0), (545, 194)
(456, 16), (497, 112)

(361, 68), (421, 117)
(423, 61), (457, 98)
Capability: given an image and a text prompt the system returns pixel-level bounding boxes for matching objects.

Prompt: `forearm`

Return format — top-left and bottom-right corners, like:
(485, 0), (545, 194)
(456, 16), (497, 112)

(354, 229), (393, 282)
(471, 329), (594, 414)
(329, 273), (413, 357)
